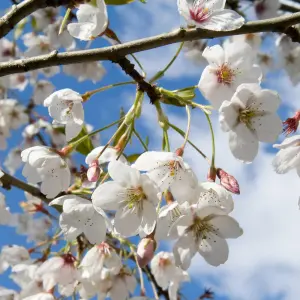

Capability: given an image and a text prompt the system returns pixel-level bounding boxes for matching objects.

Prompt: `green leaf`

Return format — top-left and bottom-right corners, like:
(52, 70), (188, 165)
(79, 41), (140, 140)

(126, 153), (142, 163)
(68, 126), (94, 155)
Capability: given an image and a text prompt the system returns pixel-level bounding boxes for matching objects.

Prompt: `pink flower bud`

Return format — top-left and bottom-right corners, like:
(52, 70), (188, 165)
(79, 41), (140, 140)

(217, 168), (240, 195)
(137, 237), (156, 268)
(87, 160), (100, 182)
(283, 111), (300, 136)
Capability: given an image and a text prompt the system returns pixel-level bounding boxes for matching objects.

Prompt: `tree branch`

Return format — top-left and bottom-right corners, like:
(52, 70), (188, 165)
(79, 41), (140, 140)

(0, 0), (72, 39)
(0, 12), (300, 77)
(0, 170), (51, 204)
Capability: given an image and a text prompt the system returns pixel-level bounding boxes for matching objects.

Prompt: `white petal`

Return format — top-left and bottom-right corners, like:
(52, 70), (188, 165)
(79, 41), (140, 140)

(141, 201), (157, 235)
(134, 151), (175, 171)
(202, 45), (225, 66)
(252, 114), (282, 143)
(219, 100), (239, 131)
(114, 208), (141, 237)
(198, 233), (229, 266)
(209, 215), (243, 238)
(228, 123), (259, 163)
(65, 121), (82, 141)
(108, 160), (141, 186)
(83, 212), (107, 244)
(92, 181), (125, 211)
(201, 9), (244, 31)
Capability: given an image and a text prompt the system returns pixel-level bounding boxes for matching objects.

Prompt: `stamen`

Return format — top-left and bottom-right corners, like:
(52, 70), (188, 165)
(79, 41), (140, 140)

(215, 64), (236, 86)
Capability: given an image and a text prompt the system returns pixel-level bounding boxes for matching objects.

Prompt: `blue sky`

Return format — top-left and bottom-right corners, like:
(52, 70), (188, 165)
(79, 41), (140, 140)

(1, 1), (300, 300)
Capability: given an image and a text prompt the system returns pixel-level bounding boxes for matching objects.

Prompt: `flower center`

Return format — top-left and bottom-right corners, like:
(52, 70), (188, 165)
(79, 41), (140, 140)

(215, 64), (236, 85)
(168, 160), (181, 177)
(189, 6), (210, 23)
(62, 253), (76, 265)
(245, 33), (255, 41)
(186, 216), (214, 242)
(239, 108), (261, 129)
(286, 54), (295, 64)
(255, 2), (266, 14)
(125, 186), (146, 210)
(158, 257), (172, 267)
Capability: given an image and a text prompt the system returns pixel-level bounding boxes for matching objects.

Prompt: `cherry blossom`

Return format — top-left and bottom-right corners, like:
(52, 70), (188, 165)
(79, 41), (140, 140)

(151, 252), (189, 300)
(79, 243), (122, 281)
(4, 147), (22, 175)
(219, 83), (282, 163)
(44, 89), (84, 141)
(0, 192), (11, 225)
(133, 151), (197, 201)
(31, 8), (58, 31)
(32, 81), (55, 106)
(50, 195), (109, 244)
(0, 245), (29, 274)
(254, 0), (279, 20)
(23, 293), (55, 300)
(35, 254), (78, 291)
(198, 42), (262, 109)
(272, 135), (300, 176)
(67, 0), (108, 41)
(225, 33), (262, 53)
(178, 0), (245, 31)
(183, 40), (207, 65)
(21, 146), (71, 198)
(92, 160), (159, 237)
(0, 38), (19, 62)
(172, 202), (242, 268)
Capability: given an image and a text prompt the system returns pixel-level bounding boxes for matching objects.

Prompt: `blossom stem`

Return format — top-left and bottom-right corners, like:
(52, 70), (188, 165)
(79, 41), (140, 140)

(58, 7), (71, 35)
(81, 81), (135, 102)
(168, 122), (210, 163)
(150, 41), (185, 83)
(133, 128), (148, 151)
(191, 102), (213, 114)
(163, 130), (171, 152)
(182, 105), (191, 149)
(69, 117), (125, 150)
(204, 113), (216, 168)
(130, 245), (146, 296)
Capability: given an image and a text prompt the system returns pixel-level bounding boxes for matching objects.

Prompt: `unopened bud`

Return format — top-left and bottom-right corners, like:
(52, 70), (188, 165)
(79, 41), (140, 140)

(283, 111), (300, 136)
(56, 145), (73, 157)
(175, 147), (184, 157)
(217, 168), (240, 195)
(137, 237), (156, 268)
(87, 160), (101, 182)
(207, 167), (217, 182)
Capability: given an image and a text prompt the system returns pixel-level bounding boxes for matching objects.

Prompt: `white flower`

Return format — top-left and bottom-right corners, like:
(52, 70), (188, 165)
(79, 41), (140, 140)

(21, 146), (71, 198)
(225, 33), (262, 53)
(0, 192), (11, 225)
(219, 84), (282, 163)
(35, 254), (78, 291)
(151, 252), (189, 300)
(178, 0), (244, 31)
(23, 293), (55, 300)
(198, 42), (262, 109)
(276, 35), (300, 86)
(44, 89), (84, 141)
(67, 0), (108, 41)
(79, 243), (122, 281)
(133, 151), (197, 201)
(32, 81), (55, 105)
(108, 268), (137, 300)
(92, 160), (159, 237)
(0, 245), (29, 274)
(254, 0), (279, 20)
(0, 38), (19, 62)
(23, 34), (53, 57)
(0, 286), (17, 300)
(272, 135), (300, 176)
(8, 74), (28, 91)
(183, 40), (207, 65)
(46, 18), (75, 50)
(4, 147), (22, 175)
(31, 8), (58, 31)
(63, 61), (106, 83)
(50, 195), (108, 244)
(172, 203), (242, 268)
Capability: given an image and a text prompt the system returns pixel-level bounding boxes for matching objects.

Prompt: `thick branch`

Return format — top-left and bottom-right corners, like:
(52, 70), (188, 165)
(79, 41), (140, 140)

(1, 12), (300, 77)
(0, 0), (72, 39)
(0, 170), (51, 204)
